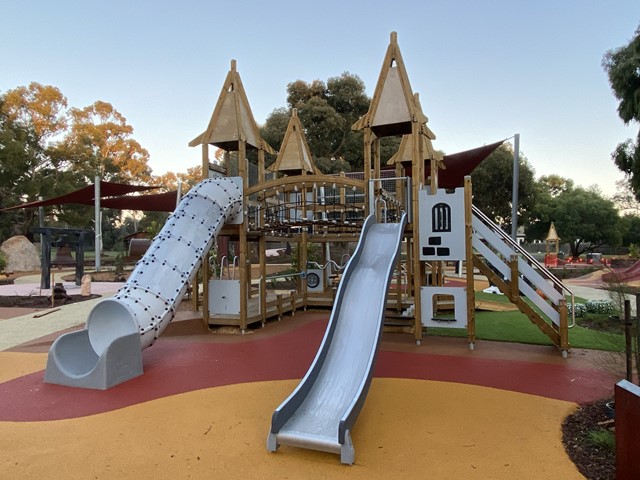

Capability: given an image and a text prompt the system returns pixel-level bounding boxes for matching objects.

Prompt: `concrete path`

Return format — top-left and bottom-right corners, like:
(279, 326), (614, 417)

(0, 281), (123, 351)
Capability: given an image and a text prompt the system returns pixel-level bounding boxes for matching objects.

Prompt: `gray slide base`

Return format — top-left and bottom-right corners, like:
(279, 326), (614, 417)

(44, 329), (143, 390)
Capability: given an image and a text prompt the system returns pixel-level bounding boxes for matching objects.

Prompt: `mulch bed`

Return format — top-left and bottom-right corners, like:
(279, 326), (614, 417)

(0, 295), (101, 309)
(562, 399), (615, 480)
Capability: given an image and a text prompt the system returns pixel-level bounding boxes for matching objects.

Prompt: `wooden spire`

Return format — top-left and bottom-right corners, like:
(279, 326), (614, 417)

(546, 222), (560, 242)
(352, 32), (418, 137)
(189, 59), (275, 154)
(267, 109), (319, 175)
(387, 133), (444, 166)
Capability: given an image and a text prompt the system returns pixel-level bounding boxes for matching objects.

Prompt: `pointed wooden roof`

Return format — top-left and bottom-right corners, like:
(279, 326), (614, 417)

(546, 222), (560, 242)
(352, 32), (418, 137)
(267, 109), (319, 175)
(387, 93), (442, 167)
(189, 60), (275, 154)
(387, 133), (444, 167)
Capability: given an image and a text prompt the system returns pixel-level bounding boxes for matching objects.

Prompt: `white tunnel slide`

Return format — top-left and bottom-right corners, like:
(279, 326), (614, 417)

(267, 212), (407, 464)
(44, 178), (243, 390)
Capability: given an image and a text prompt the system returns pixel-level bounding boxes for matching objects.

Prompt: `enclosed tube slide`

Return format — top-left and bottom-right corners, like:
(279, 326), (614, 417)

(267, 213), (407, 464)
(44, 178), (243, 390)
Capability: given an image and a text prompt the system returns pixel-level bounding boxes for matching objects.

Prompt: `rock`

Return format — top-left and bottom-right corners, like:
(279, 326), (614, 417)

(0, 236), (41, 272)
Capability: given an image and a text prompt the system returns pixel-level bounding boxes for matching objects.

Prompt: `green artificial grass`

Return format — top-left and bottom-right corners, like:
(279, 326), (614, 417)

(426, 291), (625, 352)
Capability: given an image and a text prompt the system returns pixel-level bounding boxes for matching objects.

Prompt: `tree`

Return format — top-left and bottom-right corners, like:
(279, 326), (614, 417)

(620, 213), (640, 247)
(603, 25), (640, 197)
(531, 187), (622, 259)
(1, 82), (68, 143)
(260, 72), (397, 172)
(470, 143), (538, 230)
(612, 178), (640, 215)
(0, 84), (156, 241)
(63, 101), (152, 184)
(0, 102), (42, 239)
(537, 174), (574, 198)
(151, 165), (203, 193)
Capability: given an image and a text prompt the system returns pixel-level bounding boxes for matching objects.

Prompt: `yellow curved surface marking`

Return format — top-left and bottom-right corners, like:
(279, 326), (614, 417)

(0, 352), (47, 383)
(0, 378), (584, 479)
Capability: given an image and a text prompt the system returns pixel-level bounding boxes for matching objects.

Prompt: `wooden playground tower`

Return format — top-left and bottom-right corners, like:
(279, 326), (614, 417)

(187, 32), (571, 353)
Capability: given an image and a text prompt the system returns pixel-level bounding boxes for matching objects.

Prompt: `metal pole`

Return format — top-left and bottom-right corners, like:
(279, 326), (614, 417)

(38, 195), (44, 257)
(94, 175), (101, 272)
(511, 133), (520, 242)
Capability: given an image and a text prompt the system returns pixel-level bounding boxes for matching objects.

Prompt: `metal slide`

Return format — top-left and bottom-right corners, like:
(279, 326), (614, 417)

(44, 178), (242, 390)
(267, 213), (407, 464)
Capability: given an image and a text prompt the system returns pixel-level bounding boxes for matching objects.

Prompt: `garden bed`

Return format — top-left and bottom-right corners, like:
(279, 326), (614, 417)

(562, 399), (615, 480)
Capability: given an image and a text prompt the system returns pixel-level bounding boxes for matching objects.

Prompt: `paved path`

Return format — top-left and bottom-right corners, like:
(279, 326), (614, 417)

(0, 281), (123, 351)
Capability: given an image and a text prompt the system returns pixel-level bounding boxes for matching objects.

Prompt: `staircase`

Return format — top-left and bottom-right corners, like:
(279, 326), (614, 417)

(471, 206), (574, 354)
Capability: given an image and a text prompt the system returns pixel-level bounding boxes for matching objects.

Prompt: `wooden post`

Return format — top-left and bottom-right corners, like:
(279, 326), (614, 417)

(411, 121), (423, 344)
(259, 234), (267, 324)
(364, 129), (372, 216)
(464, 176), (476, 346)
(201, 143), (210, 326)
(625, 299), (633, 382)
(509, 255), (519, 303)
(301, 231), (308, 305)
(373, 136), (381, 220)
(258, 150), (267, 325)
(558, 298), (569, 352)
(238, 140), (248, 331)
(615, 380), (640, 479)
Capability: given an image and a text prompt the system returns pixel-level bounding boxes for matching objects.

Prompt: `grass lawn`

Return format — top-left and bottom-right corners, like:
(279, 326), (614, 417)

(426, 291), (625, 352)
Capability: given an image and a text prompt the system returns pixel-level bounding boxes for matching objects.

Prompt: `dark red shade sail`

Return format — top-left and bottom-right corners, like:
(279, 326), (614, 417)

(0, 181), (168, 212)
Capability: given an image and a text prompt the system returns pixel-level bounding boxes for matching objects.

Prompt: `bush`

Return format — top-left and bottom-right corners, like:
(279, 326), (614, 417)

(0, 251), (6, 273)
(568, 303), (587, 317)
(585, 300), (615, 314)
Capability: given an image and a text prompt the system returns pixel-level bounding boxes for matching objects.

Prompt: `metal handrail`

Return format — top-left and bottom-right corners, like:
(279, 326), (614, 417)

(472, 205), (575, 328)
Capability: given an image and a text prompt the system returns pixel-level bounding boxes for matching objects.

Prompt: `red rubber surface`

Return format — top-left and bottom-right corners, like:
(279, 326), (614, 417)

(0, 317), (612, 422)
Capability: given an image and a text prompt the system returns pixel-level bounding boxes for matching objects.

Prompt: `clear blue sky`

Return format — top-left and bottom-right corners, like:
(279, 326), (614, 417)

(1, 0), (639, 197)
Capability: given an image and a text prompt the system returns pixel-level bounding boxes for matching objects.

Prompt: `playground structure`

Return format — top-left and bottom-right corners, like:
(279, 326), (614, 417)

(43, 32), (575, 462)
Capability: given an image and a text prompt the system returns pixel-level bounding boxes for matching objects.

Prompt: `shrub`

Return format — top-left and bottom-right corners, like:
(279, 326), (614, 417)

(585, 300), (615, 314)
(568, 303), (587, 317)
(0, 251), (6, 273)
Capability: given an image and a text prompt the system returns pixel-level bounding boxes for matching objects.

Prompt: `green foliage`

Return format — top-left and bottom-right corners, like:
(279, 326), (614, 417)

(603, 25), (640, 198)
(587, 429), (615, 452)
(0, 82), (162, 244)
(470, 143), (538, 229)
(629, 242), (640, 258)
(142, 219), (164, 238)
(621, 214), (640, 247)
(261, 72), (376, 172)
(568, 303), (587, 317)
(585, 300), (615, 314)
(0, 250), (6, 272)
(527, 186), (622, 257)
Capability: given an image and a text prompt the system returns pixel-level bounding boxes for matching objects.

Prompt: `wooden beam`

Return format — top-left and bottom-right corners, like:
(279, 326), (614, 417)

(411, 120), (423, 343)
(201, 143), (210, 326)
(464, 176), (476, 344)
(238, 140), (248, 331)
(245, 174), (365, 198)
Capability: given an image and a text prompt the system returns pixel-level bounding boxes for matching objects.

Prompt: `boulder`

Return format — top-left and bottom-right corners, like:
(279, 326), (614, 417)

(0, 236), (41, 272)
